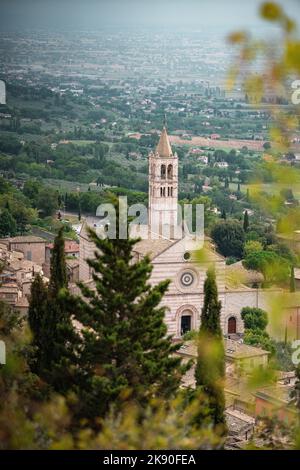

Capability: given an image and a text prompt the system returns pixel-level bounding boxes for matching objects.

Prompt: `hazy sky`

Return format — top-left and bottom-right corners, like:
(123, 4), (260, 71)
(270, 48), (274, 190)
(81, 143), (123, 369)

(0, 0), (299, 32)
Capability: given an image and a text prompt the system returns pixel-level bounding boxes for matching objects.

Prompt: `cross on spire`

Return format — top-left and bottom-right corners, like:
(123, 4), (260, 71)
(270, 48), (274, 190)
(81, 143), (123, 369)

(163, 112), (167, 129)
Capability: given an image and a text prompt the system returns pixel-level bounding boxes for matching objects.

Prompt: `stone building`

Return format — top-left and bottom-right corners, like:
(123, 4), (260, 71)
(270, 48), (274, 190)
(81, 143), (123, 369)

(1, 236), (46, 266)
(78, 126), (278, 339)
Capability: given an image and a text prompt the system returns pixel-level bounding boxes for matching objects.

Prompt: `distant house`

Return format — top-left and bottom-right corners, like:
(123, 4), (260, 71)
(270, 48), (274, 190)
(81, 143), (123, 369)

(44, 240), (79, 277)
(15, 295), (29, 316)
(224, 338), (270, 374)
(177, 339), (270, 383)
(197, 155), (208, 165)
(202, 185), (213, 192)
(1, 236), (46, 266)
(66, 259), (79, 284)
(215, 161), (229, 169)
(225, 408), (255, 446)
(177, 339), (270, 419)
(0, 283), (21, 307)
(255, 385), (298, 426)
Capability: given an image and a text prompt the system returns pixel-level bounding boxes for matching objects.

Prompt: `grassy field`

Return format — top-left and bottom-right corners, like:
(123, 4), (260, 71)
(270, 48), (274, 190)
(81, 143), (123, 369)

(43, 178), (106, 192)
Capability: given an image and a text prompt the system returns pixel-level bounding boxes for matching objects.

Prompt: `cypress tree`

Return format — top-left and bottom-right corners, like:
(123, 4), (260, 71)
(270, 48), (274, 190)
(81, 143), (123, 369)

(290, 265), (296, 293)
(221, 209), (226, 220)
(195, 269), (226, 434)
(49, 228), (67, 296)
(0, 209), (17, 237)
(78, 200), (82, 222)
(65, 198), (187, 424)
(28, 229), (78, 393)
(243, 210), (249, 232)
(28, 274), (48, 374)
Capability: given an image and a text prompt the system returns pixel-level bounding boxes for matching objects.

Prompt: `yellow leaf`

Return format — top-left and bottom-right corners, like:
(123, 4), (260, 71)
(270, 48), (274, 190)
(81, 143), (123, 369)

(285, 41), (300, 73)
(227, 31), (248, 44)
(260, 2), (283, 21)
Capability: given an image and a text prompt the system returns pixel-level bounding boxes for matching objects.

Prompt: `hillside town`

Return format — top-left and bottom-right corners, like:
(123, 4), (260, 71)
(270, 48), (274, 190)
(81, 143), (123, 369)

(1, 0), (300, 457)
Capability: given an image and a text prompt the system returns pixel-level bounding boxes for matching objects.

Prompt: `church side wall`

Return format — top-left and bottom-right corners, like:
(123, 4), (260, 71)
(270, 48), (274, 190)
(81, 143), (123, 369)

(79, 237), (95, 282)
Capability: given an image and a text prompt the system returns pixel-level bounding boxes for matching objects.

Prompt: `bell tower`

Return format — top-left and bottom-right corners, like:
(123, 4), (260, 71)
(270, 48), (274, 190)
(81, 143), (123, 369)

(148, 123), (178, 238)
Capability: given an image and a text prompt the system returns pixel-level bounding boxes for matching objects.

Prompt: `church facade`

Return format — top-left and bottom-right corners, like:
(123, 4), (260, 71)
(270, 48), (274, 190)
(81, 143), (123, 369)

(78, 126), (272, 339)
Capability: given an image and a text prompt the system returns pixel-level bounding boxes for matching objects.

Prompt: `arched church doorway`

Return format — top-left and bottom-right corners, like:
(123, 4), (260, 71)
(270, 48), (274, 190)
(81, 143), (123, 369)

(180, 313), (192, 335)
(228, 316), (237, 334)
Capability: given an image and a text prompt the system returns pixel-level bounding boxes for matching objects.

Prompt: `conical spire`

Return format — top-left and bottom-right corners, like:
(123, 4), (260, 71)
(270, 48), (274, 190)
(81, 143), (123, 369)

(156, 126), (173, 158)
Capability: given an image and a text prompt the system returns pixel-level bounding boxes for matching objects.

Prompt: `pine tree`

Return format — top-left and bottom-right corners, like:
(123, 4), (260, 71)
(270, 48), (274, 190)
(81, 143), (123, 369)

(243, 210), (249, 232)
(195, 269), (226, 434)
(290, 265), (296, 293)
(65, 198), (187, 424)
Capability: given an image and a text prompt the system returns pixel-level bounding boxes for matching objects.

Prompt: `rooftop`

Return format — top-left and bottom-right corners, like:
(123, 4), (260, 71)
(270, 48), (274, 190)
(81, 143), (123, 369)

(226, 408), (255, 435)
(133, 233), (175, 260)
(46, 240), (79, 253)
(179, 339), (270, 361)
(7, 236), (45, 244)
(255, 385), (296, 409)
(226, 261), (264, 288)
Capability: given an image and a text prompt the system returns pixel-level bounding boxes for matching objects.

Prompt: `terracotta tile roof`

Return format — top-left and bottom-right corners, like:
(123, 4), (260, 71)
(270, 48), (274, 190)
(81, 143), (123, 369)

(255, 385), (296, 409)
(133, 237), (175, 260)
(47, 241), (79, 253)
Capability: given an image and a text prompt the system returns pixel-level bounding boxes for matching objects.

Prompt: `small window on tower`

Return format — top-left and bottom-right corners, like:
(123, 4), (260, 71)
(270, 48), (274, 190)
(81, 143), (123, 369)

(161, 164), (166, 179)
